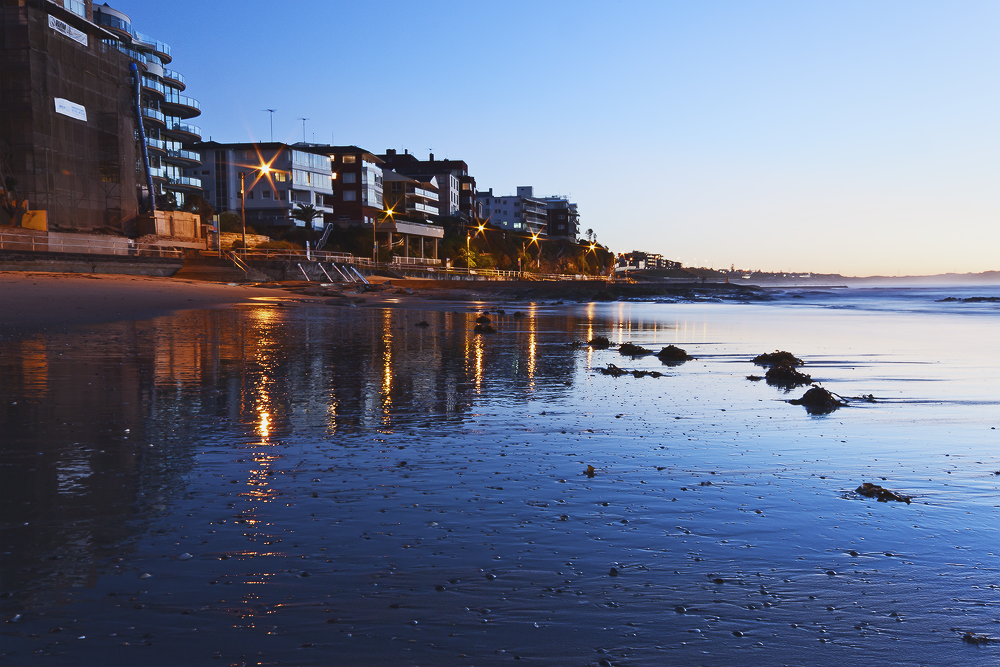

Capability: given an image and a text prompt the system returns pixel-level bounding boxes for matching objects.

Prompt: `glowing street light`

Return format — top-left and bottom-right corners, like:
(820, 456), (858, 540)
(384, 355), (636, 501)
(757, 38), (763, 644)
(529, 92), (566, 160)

(378, 205), (395, 266)
(239, 146), (281, 257)
(466, 231), (471, 274)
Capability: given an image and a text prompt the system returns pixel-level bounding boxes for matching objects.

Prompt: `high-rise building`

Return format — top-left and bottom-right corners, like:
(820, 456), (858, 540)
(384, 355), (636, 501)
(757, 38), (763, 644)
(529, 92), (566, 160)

(0, 0), (201, 232)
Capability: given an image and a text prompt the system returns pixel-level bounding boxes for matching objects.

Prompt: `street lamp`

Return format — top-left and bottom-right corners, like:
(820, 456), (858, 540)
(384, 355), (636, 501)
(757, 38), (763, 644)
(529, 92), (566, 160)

(378, 206), (395, 266)
(530, 232), (541, 269)
(239, 160), (274, 257)
(466, 231), (471, 275)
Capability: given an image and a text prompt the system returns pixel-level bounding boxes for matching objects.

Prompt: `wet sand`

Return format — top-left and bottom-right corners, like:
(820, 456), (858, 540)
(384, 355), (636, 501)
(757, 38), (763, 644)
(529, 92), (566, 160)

(1, 280), (998, 666)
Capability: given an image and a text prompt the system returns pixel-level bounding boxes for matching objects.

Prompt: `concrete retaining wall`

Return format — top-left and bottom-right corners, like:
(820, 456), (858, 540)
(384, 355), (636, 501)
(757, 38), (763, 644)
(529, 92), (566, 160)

(0, 250), (182, 277)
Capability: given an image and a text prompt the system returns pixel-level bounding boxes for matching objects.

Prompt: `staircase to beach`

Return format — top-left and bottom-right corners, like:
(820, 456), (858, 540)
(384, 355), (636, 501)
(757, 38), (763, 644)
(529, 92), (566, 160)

(172, 251), (249, 283)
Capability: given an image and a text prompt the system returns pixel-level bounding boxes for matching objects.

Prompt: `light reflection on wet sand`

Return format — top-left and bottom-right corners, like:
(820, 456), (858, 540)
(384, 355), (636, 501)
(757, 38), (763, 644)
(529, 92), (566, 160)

(1, 293), (998, 666)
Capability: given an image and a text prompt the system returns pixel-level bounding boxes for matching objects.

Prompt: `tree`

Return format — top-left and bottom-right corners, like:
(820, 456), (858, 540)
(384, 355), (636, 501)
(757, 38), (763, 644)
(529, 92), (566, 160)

(181, 193), (214, 225)
(585, 228), (595, 242)
(292, 204), (320, 232)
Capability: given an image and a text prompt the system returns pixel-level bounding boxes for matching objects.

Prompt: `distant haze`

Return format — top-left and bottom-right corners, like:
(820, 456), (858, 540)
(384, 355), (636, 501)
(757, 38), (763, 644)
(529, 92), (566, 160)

(125, 1), (999, 276)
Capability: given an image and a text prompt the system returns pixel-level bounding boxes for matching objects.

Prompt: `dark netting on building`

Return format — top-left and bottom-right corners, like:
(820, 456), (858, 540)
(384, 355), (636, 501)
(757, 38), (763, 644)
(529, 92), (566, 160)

(1, 1), (141, 233)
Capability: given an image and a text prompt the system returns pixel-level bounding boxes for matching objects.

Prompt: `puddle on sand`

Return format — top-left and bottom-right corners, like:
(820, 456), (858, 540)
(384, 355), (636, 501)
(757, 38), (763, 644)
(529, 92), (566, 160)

(1, 298), (998, 666)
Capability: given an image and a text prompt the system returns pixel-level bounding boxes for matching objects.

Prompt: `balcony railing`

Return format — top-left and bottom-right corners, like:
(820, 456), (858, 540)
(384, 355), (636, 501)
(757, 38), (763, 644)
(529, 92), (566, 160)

(409, 202), (438, 215)
(413, 187), (439, 201)
(145, 137), (166, 151)
(142, 107), (165, 123)
(163, 90), (200, 111)
(141, 76), (165, 95)
(164, 118), (201, 137)
(162, 69), (186, 87)
(167, 175), (202, 188)
(166, 148), (201, 162)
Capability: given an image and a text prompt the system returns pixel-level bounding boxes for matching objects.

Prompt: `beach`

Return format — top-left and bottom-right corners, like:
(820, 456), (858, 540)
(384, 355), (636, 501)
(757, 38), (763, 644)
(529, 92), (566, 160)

(1, 273), (998, 666)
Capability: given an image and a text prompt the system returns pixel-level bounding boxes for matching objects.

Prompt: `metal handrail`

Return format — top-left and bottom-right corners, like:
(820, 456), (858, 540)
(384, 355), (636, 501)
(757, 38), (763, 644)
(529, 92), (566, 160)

(223, 250), (250, 274)
(0, 231), (184, 258)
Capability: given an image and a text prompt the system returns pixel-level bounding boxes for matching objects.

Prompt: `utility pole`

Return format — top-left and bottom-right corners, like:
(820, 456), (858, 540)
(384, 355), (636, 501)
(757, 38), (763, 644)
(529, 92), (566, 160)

(262, 109), (276, 142)
(298, 118), (309, 144)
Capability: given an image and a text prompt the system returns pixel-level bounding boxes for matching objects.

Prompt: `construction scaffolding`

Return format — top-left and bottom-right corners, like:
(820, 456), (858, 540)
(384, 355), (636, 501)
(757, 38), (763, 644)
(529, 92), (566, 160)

(1, 1), (141, 233)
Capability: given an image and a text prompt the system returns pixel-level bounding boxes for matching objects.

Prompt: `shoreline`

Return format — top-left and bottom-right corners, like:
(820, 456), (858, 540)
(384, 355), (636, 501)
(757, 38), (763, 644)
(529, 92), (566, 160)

(0, 271), (769, 340)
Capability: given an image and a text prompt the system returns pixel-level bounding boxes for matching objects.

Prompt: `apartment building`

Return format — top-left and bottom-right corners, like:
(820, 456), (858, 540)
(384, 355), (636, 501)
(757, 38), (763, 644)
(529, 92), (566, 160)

(475, 186), (549, 235)
(540, 196), (580, 240)
(194, 142), (333, 229)
(320, 146), (384, 226)
(377, 150), (479, 220)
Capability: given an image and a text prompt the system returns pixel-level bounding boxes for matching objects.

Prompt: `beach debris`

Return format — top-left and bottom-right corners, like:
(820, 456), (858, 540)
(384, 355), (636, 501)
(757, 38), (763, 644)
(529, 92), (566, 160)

(746, 375), (763, 381)
(415, 321), (430, 327)
(475, 315), (492, 324)
(618, 342), (653, 356)
(177, 552), (193, 561)
(596, 364), (662, 378)
(656, 345), (693, 364)
(789, 386), (846, 413)
(588, 335), (612, 349)
(473, 323), (496, 334)
(586, 465), (596, 478)
(855, 482), (911, 504)
(962, 632), (995, 644)
(765, 364), (813, 389)
(753, 350), (804, 367)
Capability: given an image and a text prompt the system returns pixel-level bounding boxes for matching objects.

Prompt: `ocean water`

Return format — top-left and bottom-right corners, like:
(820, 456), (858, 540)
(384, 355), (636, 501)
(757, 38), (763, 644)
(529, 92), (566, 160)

(1, 286), (997, 666)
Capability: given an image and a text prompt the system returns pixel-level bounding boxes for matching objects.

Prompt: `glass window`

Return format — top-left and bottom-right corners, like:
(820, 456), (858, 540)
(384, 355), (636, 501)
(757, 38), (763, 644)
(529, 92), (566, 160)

(262, 190), (271, 199)
(292, 151), (310, 167)
(342, 172), (356, 184)
(272, 171), (287, 182)
(343, 155), (356, 164)
(343, 191), (357, 201)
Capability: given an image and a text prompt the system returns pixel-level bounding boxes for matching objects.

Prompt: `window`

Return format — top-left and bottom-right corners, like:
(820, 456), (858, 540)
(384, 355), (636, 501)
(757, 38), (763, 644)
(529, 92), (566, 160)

(461, 183), (471, 190)
(315, 194), (324, 207)
(514, 212), (520, 217)
(390, 182), (401, 193)
(272, 171), (287, 182)
(343, 191), (357, 201)
(342, 172), (357, 184)
(292, 151), (310, 167)
(343, 155), (356, 164)
(262, 190), (271, 199)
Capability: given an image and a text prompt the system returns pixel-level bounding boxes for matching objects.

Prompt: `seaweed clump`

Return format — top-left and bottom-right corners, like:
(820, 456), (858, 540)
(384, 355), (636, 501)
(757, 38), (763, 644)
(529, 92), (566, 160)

(855, 482), (911, 504)
(588, 336), (612, 349)
(656, 345), (693, 365)
(962, 632), (995, 644)
(753, 351), (804, 367)
(764, 364), (812, 389)
(618, 342), (653, 356)
(597, 364), (662, 379)
(789, 386), (846, 413)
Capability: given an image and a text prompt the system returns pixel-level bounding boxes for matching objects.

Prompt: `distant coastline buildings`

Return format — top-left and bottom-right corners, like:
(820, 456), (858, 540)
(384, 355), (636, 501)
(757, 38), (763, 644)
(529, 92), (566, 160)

(0, 2), (588, 251)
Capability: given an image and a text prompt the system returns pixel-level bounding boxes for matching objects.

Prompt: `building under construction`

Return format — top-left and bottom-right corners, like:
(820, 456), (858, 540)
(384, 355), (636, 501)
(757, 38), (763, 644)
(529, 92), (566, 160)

(0, 0), (201, 234)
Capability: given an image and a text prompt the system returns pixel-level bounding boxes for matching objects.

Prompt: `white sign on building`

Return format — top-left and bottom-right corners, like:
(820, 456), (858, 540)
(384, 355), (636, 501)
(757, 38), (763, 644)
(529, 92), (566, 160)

(48, 15), (88, 46)
(54, 98), (87, 122)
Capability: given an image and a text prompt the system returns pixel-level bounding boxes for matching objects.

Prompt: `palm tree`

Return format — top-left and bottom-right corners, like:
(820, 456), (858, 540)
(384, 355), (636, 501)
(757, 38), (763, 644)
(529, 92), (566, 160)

(292, 203), (320, 232)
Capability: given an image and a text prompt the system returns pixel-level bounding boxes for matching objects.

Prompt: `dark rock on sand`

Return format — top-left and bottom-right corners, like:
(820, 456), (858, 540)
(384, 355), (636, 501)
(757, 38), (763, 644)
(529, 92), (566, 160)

(618, 342), (653, 356)
(415, 321), (430, 327)
(656, 345), (693, 364)
(765, 364), (812, 389)
(753, 350), (805, 367)
(588, 336), (612, 349)
(746, 375), (763, 381)
(473, 323), (496, 334)
(855, 482), (911, 504)
(475, 315), (492, 324)
(789, 386), (845, 413)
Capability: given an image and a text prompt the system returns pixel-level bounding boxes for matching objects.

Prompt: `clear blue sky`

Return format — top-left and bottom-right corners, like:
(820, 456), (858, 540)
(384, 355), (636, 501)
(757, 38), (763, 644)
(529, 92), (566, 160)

(124, 1), (999, 276)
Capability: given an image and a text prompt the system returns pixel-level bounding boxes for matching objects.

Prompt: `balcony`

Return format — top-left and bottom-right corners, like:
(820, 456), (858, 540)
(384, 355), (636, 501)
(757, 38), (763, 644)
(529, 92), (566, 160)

(409, 202), (438, 215)
(132, 32), (172, 64)
(141, 107), (165, 128)
(162, 69), (186, 90)
(164, 148), (201, 166)
(160, 91), (200, 119)
(163, 118), (201, 141)
(145, 137), (166, 155)
(412, 186), (439, 201)
(165, 175), (202, 192)
(141, 76), (165, 100)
